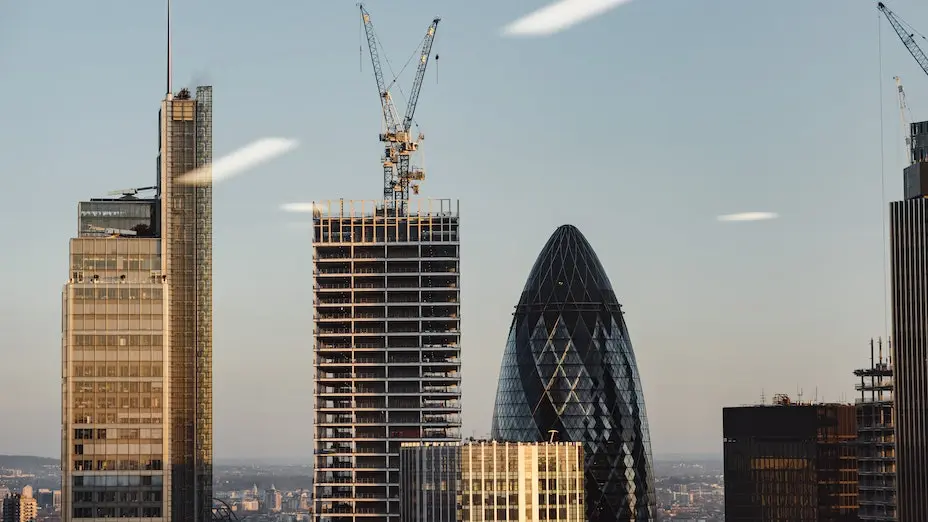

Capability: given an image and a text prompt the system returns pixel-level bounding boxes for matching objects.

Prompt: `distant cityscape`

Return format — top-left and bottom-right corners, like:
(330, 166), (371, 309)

(0, 456), (724, 522)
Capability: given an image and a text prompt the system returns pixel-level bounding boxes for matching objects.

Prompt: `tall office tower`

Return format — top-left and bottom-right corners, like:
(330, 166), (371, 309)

(889, 120), (928, 522)
(399, 440), (585, 522)
(2, 489), (38, 522)
(723, 396), (859, 522)
(854, 339), (896, 521)
(61, 82), (212, 522)
(490, 224), (655, 522)
(312, 198), (461, 522)
(158, 85), (214, 522)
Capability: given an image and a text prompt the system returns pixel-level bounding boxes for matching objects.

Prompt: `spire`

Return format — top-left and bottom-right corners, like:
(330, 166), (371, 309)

(166, 0), (172, 95)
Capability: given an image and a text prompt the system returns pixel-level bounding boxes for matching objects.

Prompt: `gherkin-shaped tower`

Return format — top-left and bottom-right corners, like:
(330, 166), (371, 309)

(491, 224), (656, 522)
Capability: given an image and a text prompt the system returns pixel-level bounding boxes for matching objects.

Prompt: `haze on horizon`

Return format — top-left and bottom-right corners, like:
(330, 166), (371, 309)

(0, 0), (920, 460)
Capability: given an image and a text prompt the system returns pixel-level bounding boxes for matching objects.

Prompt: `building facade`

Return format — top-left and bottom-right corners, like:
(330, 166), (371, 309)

(723, 397), (858, 522)
(399, 441), (585, 522)
(2, 490), (38, 522)
(890, 120), (928, 522)
(61, 86), (213, 522)
(854, 339), (896, 521)
(312, 199), (461, 522)
(490, 224), (656, 522)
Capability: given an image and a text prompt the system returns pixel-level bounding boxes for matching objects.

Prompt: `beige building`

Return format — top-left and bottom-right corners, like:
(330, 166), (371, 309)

(2, 488), (38, 522)
(61, 85), (214, 522)
(62, 235), (169, 520)
(399, 441), (585, 522)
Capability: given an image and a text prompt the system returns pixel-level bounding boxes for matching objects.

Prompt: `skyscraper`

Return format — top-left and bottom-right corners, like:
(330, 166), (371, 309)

(890, 119), (928, 522)
(61, 7), (213, 516)
(312, 198), (461, 522)
(490, 224), (656, 522)
(722, 397), (859, 522)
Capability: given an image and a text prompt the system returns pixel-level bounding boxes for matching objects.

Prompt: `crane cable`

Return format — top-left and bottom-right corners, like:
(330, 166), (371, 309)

(879, 10), (889, 343)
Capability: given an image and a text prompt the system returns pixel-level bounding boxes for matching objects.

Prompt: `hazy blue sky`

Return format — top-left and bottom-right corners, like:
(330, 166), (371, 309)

(1, 0), (925, 459)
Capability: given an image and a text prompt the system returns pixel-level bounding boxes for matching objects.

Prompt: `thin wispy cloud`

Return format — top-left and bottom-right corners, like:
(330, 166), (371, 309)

(503, 0), (635, 37)
(280, 202), (316, 213)
(716, 212), (779, 222)
(177, 137), (299, 186)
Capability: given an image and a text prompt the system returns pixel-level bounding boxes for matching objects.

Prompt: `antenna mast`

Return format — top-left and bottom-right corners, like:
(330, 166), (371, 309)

(167, 0), (172, 95)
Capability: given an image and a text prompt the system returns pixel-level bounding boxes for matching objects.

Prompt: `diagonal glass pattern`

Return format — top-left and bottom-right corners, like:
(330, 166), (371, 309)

(490, 224), (656, 522)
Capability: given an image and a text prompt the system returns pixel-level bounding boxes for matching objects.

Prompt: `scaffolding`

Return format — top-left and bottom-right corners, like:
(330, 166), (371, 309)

(854, 338), (896, 521)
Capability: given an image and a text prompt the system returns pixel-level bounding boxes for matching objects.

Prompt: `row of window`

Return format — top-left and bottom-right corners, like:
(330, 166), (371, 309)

(69, 318), (164, 331)
(73, 474), (162, 487)
(72, 506), (162, 518)
(73, 490), (162, 503)
(75, 428), (164, 440)
(74, 382), (163, 394)
(71, 256), (162, 271)
(73, 459), (163, 471)
(71, 363), (164, 378)
(71, 334), (165, 347)
(73, 414), (162, 425)
(73, 395), (163, 410)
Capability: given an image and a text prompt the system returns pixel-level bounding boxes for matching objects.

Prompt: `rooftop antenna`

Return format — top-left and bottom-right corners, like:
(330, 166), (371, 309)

(166, 0), (172, 96)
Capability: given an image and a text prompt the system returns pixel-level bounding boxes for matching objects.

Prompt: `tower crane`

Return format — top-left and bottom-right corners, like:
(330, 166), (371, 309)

(895, 76), (914, 165)
(359, 4), (440, 215)
(878, 3), (928, 79)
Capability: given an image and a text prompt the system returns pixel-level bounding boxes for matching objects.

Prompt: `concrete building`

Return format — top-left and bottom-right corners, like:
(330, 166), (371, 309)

(854, 339), (896, 521)
(723, 396), (858, 521)
(3, 489), (38, 522)
(889, 119), (928, 521)
(312, 198), (461, 522)
(398, 440), (585, 522)
(61, 83), (214, 521)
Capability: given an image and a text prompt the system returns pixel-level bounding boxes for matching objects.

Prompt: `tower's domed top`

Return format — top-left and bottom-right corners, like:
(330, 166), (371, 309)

(519, 224), (619, 310)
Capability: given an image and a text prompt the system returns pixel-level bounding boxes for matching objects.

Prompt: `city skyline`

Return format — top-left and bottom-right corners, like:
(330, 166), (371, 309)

(1, 0), (923, 461)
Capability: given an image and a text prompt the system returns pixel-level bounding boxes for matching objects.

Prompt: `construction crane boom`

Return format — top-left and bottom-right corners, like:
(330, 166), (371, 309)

(878, 3), (928, 79)
(360, 5), (401, 136)
(359, 4), (440, 214)
(402, 17), (440, 133)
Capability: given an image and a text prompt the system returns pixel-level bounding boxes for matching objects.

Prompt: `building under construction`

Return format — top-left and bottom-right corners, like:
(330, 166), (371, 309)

(723, 396), (859, 522)
(854, 339), (896, 521)
(311, 6), (458, 522)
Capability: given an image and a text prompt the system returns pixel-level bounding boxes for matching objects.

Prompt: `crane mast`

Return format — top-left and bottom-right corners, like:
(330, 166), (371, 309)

(895, 76), (914, 165)
(359, 4), (440, 215)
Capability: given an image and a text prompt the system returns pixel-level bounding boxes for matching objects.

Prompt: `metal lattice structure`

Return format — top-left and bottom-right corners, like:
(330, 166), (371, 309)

(211, 498), (239, 522)
(359, 5), (440, 215)
(490, 225), (656, 522)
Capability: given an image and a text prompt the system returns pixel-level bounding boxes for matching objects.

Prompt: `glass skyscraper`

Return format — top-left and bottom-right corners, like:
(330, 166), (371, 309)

(61, 86), (213, 522)
(490, 224), (655, 522)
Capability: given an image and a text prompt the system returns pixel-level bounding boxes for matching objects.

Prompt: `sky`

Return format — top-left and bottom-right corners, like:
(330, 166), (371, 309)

(1, 0), (926, 460)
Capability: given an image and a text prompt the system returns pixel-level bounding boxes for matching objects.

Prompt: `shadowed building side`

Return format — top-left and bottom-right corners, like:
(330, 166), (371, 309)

(490, 224), (656, 522)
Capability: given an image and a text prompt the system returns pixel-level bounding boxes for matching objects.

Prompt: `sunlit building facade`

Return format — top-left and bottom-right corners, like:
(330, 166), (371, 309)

(61, 86), (213, 522)
(399, 440), (585, 522)
(723, 397), (858, 521)
(490, 224), (656, 522)
(312, 199), (461, 522)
